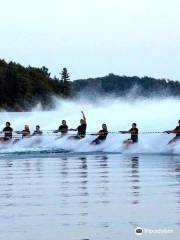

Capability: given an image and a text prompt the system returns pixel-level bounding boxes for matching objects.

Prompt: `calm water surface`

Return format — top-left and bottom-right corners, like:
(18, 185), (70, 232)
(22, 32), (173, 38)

(0, 153), (180, 240)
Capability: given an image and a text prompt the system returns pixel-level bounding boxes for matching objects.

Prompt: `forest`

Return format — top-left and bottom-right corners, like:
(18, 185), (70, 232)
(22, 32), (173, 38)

(0, 59), (180, 110)
(73, 74), (180, 98)
(0, 59), (70, 110)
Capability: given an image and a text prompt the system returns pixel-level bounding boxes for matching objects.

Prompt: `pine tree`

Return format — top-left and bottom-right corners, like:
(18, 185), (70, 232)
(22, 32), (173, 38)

(60, 68), (71, 97)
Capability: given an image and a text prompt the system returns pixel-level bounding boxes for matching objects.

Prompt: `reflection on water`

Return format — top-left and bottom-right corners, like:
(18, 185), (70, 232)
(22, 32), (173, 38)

(0, 154), (180, 240)
(170, 159), (180, 212)
(129, 156), (140, 205)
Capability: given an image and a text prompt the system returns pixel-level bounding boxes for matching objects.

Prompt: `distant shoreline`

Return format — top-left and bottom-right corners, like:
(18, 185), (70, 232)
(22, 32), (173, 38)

(1, 59), (180, 111)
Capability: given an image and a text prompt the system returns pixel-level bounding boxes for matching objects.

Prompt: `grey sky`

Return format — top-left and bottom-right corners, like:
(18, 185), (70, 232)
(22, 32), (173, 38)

(0, 0), (180, 80)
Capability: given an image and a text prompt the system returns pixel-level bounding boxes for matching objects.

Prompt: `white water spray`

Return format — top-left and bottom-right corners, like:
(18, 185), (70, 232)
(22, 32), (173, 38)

(0, 97), (180, 154)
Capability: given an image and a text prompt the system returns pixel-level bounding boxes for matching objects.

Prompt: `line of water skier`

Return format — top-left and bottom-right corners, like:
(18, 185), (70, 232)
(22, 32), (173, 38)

(0, 111), (180, 146)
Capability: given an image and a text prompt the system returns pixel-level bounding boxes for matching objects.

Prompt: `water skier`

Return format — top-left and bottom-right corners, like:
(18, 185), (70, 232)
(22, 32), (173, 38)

(32, 125), (43, 136)
(120, 123), (138, 147)
(0, 122), (13, 142)
(91, 124), (108, 145)
(69, 111), (87, 140)
(165, 120), (180, 144)
(15, 125), (31, 138)
(54, 120), (68, 136)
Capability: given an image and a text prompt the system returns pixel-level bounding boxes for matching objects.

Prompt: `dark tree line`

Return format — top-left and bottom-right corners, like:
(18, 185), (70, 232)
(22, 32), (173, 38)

(72, 73), (180, 98)
(0, 60), (71, 110)
(1, 59), (180, 111)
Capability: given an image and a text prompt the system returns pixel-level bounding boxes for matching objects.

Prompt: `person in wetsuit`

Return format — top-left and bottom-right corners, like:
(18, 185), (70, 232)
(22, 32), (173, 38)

(120, 123), (138, 146)
(2, 122), (13, 141)
(32, 125), (43, 136)
(91, 124), (108, 145)
(69, 111), (87, 139)
(165, 120), (180, 144)
(15, 125), (31, 138)
(54, 120), (68, 136)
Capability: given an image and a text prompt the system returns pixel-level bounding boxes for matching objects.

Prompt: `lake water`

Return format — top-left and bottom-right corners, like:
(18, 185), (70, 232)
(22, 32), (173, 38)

(0, 98), (180, 239)
(0, 152), (180, 240)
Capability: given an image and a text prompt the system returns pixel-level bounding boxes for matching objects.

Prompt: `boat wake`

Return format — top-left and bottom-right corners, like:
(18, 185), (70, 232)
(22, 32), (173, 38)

(0, 133), (179, 156)
(0, 97), (180, 156)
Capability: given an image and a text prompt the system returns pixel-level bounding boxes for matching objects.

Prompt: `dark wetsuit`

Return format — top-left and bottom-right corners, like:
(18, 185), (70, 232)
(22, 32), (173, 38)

(77, 124), (87, 138)
(93, 129), (108, 144)
(97, 130), (108, 141)
(129, 128), (138, 143)
(22, 130), (30, 138)
(32, 130), (42, 136)
(174, 126), (180, 139)
(59, 125), (68, 135)
(3, 127), (13, 140)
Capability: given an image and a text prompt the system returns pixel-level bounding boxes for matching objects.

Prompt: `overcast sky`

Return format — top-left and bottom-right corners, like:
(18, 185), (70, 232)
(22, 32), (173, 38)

(0, 0), (180, 80)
